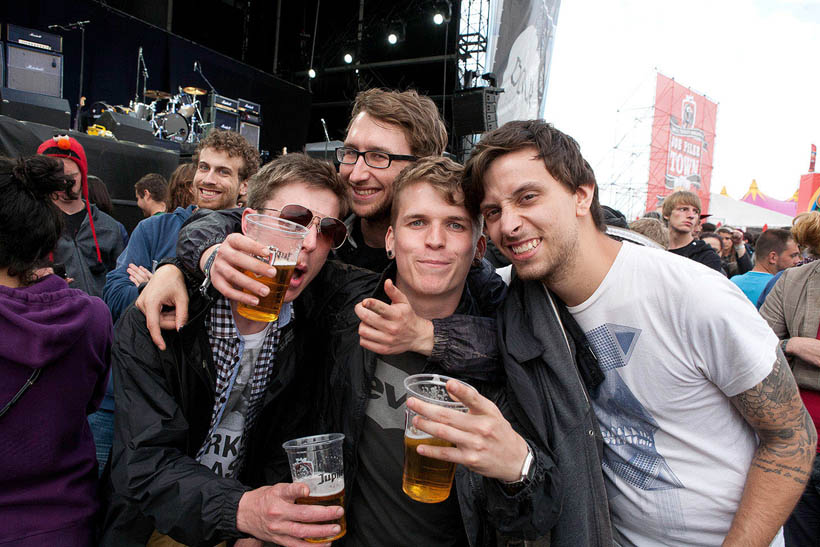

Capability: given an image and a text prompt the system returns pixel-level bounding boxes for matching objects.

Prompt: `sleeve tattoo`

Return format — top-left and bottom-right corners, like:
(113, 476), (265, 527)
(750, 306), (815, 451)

(730, 348), (816, 485)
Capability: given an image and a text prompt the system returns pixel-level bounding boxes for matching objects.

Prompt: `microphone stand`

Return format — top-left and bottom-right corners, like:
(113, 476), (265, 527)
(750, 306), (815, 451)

(194, 63), (218, 95)
(135, 47), (149, 105)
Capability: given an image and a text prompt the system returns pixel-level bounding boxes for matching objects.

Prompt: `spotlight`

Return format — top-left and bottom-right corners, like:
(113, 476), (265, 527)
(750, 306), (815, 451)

(344, 53), (353, 64)
(432, 1), (451, 25)
(308, 68), (316, 79)
(386, 21), (405, 45)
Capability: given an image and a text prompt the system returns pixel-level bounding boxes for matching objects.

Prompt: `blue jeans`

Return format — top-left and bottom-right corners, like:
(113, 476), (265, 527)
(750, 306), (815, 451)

(88, 408), (114, 477)
(785, 455), (820, 546)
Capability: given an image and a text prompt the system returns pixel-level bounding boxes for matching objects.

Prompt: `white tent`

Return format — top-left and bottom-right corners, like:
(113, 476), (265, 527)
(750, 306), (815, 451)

(707, 192), (794, 228)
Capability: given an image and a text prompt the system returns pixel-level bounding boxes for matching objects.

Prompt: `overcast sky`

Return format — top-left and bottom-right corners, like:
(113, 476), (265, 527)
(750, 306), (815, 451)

(544, 0), (820, 217)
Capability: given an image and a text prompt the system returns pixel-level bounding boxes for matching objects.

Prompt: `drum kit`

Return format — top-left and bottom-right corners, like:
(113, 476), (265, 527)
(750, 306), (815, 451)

(91, 86), (209, 143)
(132, 86), (209, 143)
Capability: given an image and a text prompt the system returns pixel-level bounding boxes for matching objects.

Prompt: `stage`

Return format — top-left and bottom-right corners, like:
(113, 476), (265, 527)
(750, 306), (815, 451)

(0, 115), (181, 233)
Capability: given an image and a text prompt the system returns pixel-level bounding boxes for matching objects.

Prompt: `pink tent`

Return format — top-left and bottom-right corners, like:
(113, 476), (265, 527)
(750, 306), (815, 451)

(740, 180), (797, 217)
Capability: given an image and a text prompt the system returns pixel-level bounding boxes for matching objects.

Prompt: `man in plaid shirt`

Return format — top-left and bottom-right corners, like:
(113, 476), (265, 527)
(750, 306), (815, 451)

(102, 154), (350, 547)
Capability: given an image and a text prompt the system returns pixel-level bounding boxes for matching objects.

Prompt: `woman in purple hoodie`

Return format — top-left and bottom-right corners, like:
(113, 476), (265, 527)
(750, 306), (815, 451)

(0, 154), (112, 546)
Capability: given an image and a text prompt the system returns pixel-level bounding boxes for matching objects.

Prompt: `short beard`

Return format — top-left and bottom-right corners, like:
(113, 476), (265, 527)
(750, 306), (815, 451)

(358, 197), (392, 223)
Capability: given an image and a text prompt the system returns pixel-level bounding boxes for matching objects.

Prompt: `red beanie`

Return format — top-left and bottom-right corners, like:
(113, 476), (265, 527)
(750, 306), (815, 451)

(37, 135), (101, 263)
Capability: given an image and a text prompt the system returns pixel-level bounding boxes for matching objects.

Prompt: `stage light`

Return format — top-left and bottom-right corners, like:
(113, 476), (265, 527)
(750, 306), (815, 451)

(432, 1), (451, 25)
(308, 68), (316, 79)
(344, 53), (353, 64)
(386, 21), (405, 45)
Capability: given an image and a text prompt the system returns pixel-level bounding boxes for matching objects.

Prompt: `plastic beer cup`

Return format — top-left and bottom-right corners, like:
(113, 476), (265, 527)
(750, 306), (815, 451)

(282, 433), (346, 543)
(402, 374), (471, 503)
(236, 214), (308, 322)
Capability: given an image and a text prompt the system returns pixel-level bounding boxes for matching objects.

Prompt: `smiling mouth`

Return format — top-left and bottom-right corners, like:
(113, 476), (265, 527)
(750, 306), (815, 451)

(352, 187), (380, 197)
(199, 188), (221, 198)
(509, 238), (541, 255)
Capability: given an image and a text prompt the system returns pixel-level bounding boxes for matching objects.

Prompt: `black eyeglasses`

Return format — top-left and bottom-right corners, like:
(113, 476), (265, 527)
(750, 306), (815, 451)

(335, 146), (418, 169)
(257, 204), (348, 249)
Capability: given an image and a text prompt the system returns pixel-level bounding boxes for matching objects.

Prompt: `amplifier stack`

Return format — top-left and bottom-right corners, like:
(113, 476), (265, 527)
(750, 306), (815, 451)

(0, 24), (70, 128)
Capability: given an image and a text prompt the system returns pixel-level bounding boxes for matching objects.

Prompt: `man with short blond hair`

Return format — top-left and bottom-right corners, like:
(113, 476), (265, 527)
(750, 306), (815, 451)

(663, 190), (722, 272)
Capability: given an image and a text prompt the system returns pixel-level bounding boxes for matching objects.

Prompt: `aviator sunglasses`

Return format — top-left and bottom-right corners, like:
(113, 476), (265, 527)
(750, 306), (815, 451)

(257, 204), (348, 249)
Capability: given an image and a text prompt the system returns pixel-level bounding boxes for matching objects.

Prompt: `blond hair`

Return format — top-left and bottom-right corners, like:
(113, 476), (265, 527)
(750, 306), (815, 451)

(347, 88), (447, 157)
(629, 218), (669, 248)
(792, 211), (820, 256)
(661, 190), (701, 219)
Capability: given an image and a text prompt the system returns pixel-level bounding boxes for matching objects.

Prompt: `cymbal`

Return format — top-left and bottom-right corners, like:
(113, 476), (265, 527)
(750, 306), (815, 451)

(145, 89), (171, 99)
(182, 86), (207, 96)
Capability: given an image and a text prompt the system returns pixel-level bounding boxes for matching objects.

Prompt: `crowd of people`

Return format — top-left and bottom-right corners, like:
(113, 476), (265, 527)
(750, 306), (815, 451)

(1, 86), (818, 547)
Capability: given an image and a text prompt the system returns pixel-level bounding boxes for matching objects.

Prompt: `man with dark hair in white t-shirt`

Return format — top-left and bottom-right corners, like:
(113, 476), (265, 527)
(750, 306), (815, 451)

(461, 119), (817, 546)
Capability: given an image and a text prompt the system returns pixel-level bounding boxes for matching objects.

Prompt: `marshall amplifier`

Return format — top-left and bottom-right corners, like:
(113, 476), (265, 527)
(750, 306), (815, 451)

(6, 43), (63, 98)
(7, 25), (63, 53)
(237, 98), (261, 125)
(239, 121), (260, 150)
(205, 94), (239, 133)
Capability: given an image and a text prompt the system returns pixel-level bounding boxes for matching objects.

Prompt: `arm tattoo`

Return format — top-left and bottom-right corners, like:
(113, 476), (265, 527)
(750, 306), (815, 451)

(730, 348), (816, 485)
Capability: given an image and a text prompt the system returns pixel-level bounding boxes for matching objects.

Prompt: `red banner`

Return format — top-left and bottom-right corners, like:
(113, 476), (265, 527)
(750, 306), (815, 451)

(646, 74), (718, 214)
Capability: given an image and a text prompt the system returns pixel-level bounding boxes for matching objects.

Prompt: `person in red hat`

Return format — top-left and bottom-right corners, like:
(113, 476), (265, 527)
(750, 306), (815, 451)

(37, 135), (125, 297)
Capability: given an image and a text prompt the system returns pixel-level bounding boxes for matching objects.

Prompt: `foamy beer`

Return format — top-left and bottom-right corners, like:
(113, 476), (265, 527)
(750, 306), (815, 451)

(282, 433), (346, 543)
(236, 214), (308, 322)
(402, 374), (471, 503)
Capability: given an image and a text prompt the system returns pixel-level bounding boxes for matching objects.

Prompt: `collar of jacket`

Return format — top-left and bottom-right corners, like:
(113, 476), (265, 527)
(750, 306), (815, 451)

(502, 278), (604, 393)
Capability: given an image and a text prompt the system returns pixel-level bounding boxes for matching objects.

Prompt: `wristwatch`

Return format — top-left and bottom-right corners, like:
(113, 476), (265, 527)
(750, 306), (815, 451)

(780, 338), (790, 357)
(503, 443), (535, 487)
(198, 244), (221, 296)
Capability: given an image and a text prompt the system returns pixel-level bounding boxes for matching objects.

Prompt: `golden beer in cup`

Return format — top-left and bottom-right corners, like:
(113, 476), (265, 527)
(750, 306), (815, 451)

(402, 374), (471, 503)
(236, 214), (307, 322)
(283, 433), (346, 543)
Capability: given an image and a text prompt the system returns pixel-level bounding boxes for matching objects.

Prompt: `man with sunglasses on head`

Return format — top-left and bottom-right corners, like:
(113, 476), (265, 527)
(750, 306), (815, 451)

(101, 154), (351, 547)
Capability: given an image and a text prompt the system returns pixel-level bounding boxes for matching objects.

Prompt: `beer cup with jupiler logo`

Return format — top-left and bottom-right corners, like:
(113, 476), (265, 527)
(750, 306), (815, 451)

(236, 214), (308, 322)
(282, 433), (346, 543)
(402, 374), (471, 504)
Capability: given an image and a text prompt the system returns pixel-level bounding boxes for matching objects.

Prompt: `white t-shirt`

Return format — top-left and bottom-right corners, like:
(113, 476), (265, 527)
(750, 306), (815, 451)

(567, 242), (781, 547)
(198, 323), (271, 478)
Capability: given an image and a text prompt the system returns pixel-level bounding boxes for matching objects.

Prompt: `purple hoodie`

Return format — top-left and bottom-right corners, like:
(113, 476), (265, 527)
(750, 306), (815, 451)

(0, 274), (112, 546)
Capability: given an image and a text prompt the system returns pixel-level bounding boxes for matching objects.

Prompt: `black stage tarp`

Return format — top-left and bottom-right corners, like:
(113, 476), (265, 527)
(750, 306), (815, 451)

(0, 115), (180, 233)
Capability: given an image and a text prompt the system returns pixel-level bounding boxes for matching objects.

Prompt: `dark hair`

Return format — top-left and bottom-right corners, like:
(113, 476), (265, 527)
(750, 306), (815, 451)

(247, 153), (349, 217)
(134, 173), (169, 203)
(86, 175), (114, 215)
(755, 228), (793, 263)
(463, 120), (606, 231)
(196, 130), (260, 182)
(0, 155), (70, 283)
(700, 231), (721, 245)
(167, 163), (197, 211)
(701, 221), (716, 232)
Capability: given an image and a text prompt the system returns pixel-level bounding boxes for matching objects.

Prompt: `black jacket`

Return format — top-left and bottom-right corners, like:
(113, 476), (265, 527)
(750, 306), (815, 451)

(668, 239), (724, 274)
(497, 277), (614, 547)
(100, 281), (326, 546)
(313, 262), (555, 546)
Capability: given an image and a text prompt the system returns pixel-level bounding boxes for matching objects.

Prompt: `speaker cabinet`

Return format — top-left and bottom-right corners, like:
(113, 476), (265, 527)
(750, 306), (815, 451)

(0, 87), (70, 128)
(98, 111), (155, 145)
(6, 44), (63, 98)
(452, 87), (503, 137)
(239, 121), (260, 150)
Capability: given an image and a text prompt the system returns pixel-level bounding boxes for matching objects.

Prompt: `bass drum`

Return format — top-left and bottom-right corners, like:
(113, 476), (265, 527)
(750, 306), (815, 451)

(159, 112), (189, 141)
